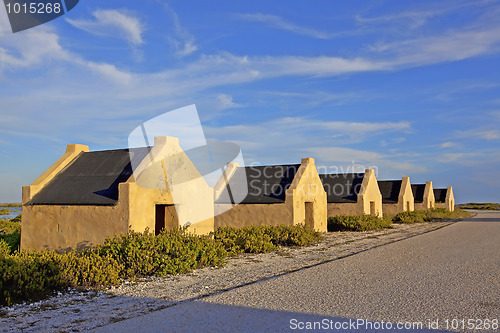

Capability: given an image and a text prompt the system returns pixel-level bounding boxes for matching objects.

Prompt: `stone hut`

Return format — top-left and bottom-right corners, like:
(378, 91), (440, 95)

(319, 169), (383, 218)
(378, 177), (414, 216)
(434, 186), (455, 211)
(214, 158), (327, 232)
(411, 181), (435, 210)
(21, 136), (214, 252)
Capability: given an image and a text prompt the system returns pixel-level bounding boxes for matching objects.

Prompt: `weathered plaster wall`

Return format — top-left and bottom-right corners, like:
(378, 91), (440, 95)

(383, 177), (415, 216)
(20, 203), (128, 252)
(214, 203), (291, 228)
(436, 186), (455, 211)
(414, 181), (435, 210)
(398, 177), (414, 212)
(382, 203), (400, 217)
(358, 169), (383, 217)
(286, 158), (327, 232)
(326, 202), (359, 217)
(132, 136), (214, 235)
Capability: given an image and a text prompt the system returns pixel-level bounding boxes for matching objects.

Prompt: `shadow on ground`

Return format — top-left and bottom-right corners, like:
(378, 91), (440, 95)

(92, 300), (454, 333)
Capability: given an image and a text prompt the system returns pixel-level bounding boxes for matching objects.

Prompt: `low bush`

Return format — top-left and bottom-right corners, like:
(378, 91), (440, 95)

(327, 215), (393, 232)
(0, 232), (20, 254)
(0, 215), (22, 254)
(0, 240), (10, 258)
(96, 228), (227, 278)
(0, 251), (64, 306)
(214, 225), (321, 255)
(1, 225), (319, 306)
(456, 203), (500, 210)
(0, 217), (21, 234)
(393, 208), (471, 223)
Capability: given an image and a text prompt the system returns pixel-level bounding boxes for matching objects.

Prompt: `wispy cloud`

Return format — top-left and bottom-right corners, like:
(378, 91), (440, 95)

(356, 8), (447, 30)
(215, 94), (245, 110)
(0, 28), (70, 70)
(355, 1), (488, 30)
(66, 9), (144, 46)
(238, 13), (336, 39)
(440, 141), (458, 148)
(369, 26), (500, 66)
(164, 5), (198, 57)
(455, 129), (500, 140)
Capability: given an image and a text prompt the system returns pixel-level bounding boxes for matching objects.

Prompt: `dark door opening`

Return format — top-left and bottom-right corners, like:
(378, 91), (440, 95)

(406, 201), (410, 212)
(305, 202), (314, 229)
(370, 201), (376, 216)
(155, 204), (179, 235)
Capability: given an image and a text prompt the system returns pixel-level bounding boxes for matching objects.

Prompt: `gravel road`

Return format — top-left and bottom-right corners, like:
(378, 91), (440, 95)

(1, 212), (497, 332)
(95, 211), (499, 333)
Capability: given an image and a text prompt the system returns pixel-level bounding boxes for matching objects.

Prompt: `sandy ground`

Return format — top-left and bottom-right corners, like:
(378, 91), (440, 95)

(0, 222), (454, 332)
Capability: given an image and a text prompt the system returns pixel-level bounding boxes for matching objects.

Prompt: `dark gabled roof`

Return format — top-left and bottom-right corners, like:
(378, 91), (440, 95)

(433, 188), (447, 203)
(378, 180), (402, 204)
(215, 164), (300, 204)
(319, 173), (364, 203)
(411, 184), (426, 203)
(30, 147), (151, 205)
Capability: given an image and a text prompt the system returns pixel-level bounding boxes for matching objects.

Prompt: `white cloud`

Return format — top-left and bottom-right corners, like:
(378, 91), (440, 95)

(84, 62), (133, 84)
(370, 26), (500, 66)
(215, 94), (245, 110)
(440, 141), (457, 148)
(165, 5), (198, 57)
(238, 13), (336, 39)
(0, 28), (70, 70)
(455, 129), (500, 140)
(66, 9), (144, 46)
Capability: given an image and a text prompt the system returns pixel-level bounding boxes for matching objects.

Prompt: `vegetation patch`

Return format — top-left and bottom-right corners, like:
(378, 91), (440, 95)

(0, 203), (22, 208)
(214, 225), (321, 255)
(456, 202), (500, 210)
(393, 208), (471, 223)
(0, 225), (321, 306)
(327, 214), (393, 232)
(0, 215), (21, 254)
(0, 209), (13, 215)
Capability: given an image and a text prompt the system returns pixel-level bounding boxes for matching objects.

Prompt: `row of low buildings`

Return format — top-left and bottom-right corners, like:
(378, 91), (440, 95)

(21, 137), (454, 252)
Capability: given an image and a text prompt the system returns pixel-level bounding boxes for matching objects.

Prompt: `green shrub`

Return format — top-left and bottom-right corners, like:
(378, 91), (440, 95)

(456, 202), (500, 210)
(0, 217), (21, 234)
(0, 232), (20, 254)
(393, 210), (430, 223)
(0, 251), (64, 306)
(0, 225), (320, 306)
(0, 240), (10, 258)
(327, 214), (393, 232)
(96, 228), (227, 278)
(214, 225), (321, 255)
(393, 209), (471, 223)
(10, 214), (22, 223)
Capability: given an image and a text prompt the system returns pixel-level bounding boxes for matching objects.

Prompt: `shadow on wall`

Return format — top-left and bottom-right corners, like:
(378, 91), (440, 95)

(44, 241), (93, 254)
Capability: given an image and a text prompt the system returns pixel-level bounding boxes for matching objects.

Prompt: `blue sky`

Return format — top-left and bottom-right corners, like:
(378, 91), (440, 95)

(1, 0), (500, 203)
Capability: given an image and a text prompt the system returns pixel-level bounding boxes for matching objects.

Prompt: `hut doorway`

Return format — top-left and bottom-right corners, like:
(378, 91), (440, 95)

(305, 202), (314, 229)
(155, 204), (179, 235)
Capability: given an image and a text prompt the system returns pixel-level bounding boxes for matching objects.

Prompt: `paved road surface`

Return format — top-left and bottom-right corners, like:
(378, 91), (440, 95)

(94, 211), (499, 332)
